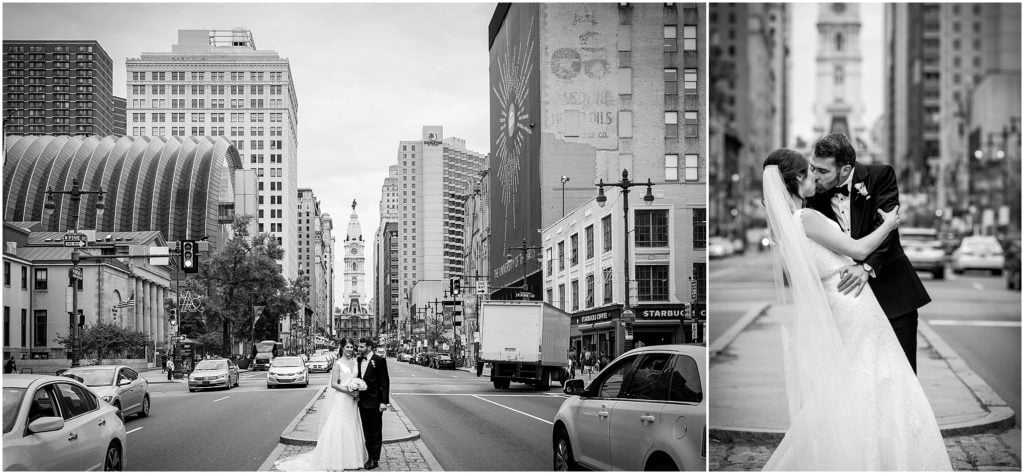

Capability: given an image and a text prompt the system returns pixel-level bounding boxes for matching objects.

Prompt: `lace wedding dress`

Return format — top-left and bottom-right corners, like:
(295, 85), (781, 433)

(761, 166), (951, 471)
(275, 357), (368, 471)
(765, 206), (954, 470)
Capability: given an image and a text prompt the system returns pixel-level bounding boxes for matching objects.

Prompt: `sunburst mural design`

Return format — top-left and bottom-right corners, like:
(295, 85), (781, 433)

(493, 18), (536, 242)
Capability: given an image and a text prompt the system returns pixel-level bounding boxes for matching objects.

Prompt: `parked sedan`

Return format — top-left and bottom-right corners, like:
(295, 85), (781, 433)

(397, 353), (413, 363)
(188, 359), (239, 392)
(267, 356), (309, 388)
(431, 354), (455, 370)
(553, 344), (705, 471)
(3, 374), (127, 470)
(62, 365), (150, 421)
(306, 356), (331, 373)
(901, 227), (947, 279)
(952, 236), (1005, 275)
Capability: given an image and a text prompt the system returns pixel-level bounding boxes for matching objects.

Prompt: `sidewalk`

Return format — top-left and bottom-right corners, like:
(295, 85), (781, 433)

(260, 386), (444, 471)
(711, 303), (1019, 470)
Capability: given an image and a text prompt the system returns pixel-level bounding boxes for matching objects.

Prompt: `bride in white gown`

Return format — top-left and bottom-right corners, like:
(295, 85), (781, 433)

(275, 339), (368, 471)
(761, 149), (952, 471)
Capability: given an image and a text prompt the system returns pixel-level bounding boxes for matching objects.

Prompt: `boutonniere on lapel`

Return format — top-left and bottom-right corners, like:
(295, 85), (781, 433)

(369, 359), (376, 370)
(853, 182), (870, 200)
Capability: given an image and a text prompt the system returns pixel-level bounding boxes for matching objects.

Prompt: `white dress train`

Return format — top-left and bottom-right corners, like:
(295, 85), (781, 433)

(275, 358), (368, 471)
(763, 208), (952, 471)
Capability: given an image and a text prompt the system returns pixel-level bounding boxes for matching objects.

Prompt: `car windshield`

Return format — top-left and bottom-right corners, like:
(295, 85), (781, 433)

(195, 360), (228, 371)
(272, 358), (303, 367)
(3, 388), (26, 434)
(310, 357), (327, 363)
(63, 368), (116, 387)
(964, 243), (1002, 253)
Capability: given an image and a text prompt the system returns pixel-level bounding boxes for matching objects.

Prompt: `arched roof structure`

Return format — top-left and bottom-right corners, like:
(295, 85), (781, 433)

(4, 135), (243, 248)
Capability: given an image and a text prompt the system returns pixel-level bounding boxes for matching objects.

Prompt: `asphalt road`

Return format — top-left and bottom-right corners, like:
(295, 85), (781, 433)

(390, 360), (569, 471)
(126, 370), (328, 471)
(711, 252), (1021, 430)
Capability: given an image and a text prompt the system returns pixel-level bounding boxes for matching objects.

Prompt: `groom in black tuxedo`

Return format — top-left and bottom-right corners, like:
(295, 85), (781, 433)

(805, 133), (931, 373)
(357, 337), (390, 470)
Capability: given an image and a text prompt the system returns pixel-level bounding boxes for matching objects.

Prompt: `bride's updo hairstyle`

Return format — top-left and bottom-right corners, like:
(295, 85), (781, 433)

(763, 148), (809, 197)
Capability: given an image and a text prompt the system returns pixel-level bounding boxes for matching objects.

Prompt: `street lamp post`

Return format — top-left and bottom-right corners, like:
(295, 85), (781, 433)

(506, 239), (542, 300)
(44, 178), (105, 368)
(596, 169), (654, 351)
(560, 176), (571, 217)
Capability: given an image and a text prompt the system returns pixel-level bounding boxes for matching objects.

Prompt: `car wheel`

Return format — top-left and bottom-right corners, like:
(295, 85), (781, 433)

(138, 395), (150, 418)
(553, 428), (580, 471)
(993, 269), (1004, 276)
(953, 268), (964, 275)
(933, 269), (944, 280)
(644, 455), (678, 471)
(104, 441), (124, 471)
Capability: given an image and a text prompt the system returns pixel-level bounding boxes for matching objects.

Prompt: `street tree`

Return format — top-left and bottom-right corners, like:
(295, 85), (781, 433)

(55, 323), (151, 364)
(205, 216), (306, 355)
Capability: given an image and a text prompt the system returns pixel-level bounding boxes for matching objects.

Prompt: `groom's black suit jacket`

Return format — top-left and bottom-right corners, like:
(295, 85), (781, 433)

(356, 353), (390, 409)
(806, 163), (931, 318)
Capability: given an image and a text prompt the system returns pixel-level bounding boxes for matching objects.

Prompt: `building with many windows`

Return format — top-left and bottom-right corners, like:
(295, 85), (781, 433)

(395, 127), (487, 340)
(3, 40), (125, 136)
(125, 28), (300, 278)
(373, 165), (399, 335)
(296, 188), (335, 335)
(488, 4), (707, 307)
(708, 3), (789, 237)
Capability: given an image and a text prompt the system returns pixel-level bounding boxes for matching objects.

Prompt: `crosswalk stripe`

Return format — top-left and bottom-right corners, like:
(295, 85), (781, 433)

(471, 395), (554, 425)
(928, 320), (1021, 327)
(127, 427), (143, 435)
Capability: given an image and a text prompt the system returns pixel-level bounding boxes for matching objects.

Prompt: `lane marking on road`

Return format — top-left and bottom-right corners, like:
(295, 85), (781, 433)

(971, 282), (985, 290)
(213, 396), (231, 402)
(393, 393), (563, 398)
(471, 395), (554, 425)
(928, 320), (1021, 327)
(126, 427), (143, 435)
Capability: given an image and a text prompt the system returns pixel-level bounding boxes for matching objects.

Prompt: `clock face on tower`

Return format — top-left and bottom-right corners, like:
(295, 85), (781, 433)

(350, 248), (357, 254)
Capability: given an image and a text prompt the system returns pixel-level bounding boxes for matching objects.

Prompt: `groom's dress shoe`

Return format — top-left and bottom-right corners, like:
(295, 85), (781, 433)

(367, 461), (380, 470)
(364, 460), (373, 469)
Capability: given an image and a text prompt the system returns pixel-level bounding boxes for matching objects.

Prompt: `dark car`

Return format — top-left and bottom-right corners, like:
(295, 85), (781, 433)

(431, 354), (455, 370)
(415, 353), (433, 366)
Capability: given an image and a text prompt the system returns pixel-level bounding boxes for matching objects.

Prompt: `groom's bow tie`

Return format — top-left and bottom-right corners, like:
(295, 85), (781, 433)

(828, 185), (851, 198)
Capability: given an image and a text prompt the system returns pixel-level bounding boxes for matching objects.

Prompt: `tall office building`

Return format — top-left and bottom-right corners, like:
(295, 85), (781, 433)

(373, 165), (399, 334)
(3, 40), (122, 136)
(488, 3), (707, 308)
(126, 29), (300, 278)
(886, 3), (1020, 233)
(397, 127), (487, 332)
(709, 4), (789, 236)
(297, 188), (334, 330)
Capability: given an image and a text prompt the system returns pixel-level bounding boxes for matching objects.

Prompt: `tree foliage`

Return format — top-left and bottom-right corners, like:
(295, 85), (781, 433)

(55, 323), (151, 364)
(205, 216), (307, 351)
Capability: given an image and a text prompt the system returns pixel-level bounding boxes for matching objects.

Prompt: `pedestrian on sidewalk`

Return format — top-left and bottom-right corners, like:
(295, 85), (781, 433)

(4, 355), (17, 374)
(165, 358), (174, 380)
(582, 350), (594, 375)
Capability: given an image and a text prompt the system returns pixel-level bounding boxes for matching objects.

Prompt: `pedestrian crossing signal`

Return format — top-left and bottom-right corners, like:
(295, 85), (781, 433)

(181, 240), (198, 273)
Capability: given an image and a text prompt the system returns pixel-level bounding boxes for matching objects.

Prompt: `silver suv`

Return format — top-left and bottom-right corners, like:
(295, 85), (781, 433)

(552, 344), (705, 471)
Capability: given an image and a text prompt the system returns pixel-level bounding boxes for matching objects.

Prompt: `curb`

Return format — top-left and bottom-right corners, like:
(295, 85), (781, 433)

(279, 386), (329, 446)
(711, 322), (1017, 443)
(710, 301), (771, 358)
(279, 388), (422, 446)
(917, 319), (1017, 436)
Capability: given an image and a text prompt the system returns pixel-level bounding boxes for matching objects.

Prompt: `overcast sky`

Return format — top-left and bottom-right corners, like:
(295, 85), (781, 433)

(789, 2), (884, 145)
(3, 2), (497, 306)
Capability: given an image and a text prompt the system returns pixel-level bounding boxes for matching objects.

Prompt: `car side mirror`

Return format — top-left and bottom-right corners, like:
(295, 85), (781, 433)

(28, 416), (65, 433)
(563, 378), (585, 396)
(118, 379), (131, 386)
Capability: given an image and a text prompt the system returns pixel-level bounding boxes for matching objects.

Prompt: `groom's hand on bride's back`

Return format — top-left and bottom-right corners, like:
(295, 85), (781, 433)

(837, 264), (870, 296)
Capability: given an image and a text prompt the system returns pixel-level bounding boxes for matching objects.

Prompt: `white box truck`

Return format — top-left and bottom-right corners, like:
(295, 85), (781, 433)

(478, 300), (571, 390)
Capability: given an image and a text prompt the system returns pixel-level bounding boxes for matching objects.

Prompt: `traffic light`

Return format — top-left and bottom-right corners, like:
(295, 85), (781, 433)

(181, 240), (198, 273)
(452, 278), (462, 296)
(169, 309), (177, 325)
(77, 310), (85, 327)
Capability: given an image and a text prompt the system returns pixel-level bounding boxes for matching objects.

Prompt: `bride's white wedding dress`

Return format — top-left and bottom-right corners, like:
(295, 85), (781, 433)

(275, 357), (368, 471)
(763, 207), (952, 471)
